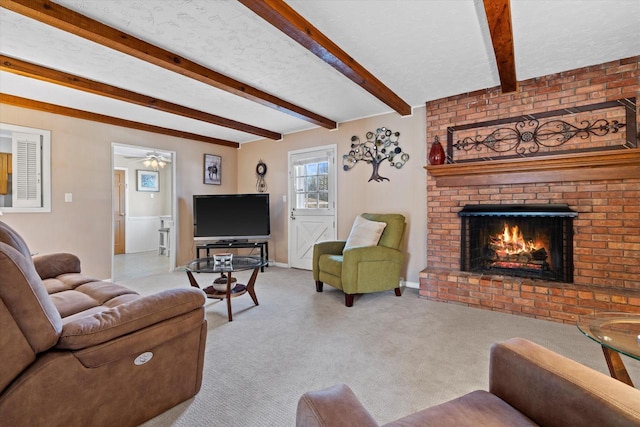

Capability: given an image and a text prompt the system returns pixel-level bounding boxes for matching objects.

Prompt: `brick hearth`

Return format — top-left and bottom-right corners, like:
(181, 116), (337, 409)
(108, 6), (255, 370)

(420, 57), (640, 324)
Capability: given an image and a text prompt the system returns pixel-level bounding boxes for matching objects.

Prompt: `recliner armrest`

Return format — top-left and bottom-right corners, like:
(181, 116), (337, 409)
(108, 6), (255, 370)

(342, 245), (403, 263)
(33, 253), (81, 279)
(56, 287), (206, 350)
(313, 241), (346, 280)
(314, 241), (346, 256)
(296, 383), (378, 427)
(490, 337), (640, 426)
(341, 246), (404, 294)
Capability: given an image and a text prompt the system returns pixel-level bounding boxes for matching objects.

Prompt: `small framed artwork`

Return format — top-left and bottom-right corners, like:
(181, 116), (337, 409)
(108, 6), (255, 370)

(137, 170), (159, 192)
(204, 154), (221, 185)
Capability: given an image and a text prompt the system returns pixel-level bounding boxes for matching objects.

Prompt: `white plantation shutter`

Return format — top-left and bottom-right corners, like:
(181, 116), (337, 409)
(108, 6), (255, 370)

(12, 132), (42, 208)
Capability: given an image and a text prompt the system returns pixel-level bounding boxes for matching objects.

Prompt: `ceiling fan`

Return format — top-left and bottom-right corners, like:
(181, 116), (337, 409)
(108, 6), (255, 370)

(126, 151), (171, 170)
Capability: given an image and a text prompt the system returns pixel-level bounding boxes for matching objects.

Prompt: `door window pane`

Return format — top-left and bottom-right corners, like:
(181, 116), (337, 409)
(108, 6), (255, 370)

(293, 158), (330, 210)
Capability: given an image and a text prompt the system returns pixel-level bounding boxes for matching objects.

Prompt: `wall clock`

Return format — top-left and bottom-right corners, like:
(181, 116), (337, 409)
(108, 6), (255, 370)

(256, 160), (267, 192)
(256, 161), (267, 177)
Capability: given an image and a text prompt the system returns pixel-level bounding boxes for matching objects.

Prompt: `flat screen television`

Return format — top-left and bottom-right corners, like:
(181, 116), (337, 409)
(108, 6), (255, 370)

(193, 193), (270, 241)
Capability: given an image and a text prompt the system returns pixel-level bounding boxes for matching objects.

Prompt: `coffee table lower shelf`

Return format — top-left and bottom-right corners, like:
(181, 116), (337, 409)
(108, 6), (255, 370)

(186, 269), (259, 321)
(202, 283), (247, 299)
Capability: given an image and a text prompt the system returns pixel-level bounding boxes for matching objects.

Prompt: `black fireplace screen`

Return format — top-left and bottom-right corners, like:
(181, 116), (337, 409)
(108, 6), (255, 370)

(459, 204), (577, 282)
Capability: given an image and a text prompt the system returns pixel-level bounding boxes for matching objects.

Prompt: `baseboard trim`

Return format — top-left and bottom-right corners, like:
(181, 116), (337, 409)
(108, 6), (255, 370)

(404, 280), (419, 289)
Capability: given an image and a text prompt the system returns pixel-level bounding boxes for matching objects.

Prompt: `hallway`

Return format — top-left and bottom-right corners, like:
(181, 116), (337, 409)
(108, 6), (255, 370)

(113, 250), (171, 282)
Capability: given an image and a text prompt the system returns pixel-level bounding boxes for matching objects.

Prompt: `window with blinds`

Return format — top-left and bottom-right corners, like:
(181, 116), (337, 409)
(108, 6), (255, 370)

(0, 123), (50, 213)
(13, 132), (42, 208)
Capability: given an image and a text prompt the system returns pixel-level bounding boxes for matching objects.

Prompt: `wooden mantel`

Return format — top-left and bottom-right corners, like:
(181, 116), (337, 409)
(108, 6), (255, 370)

(425, 149), (640, 187)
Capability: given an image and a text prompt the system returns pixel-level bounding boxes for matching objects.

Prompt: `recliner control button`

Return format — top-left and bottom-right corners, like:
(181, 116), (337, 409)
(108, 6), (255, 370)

(134, 352), (153, 366)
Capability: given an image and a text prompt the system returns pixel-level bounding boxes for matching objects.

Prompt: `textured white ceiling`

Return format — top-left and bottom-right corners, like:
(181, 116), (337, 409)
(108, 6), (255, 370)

(0, 0), (638, 145)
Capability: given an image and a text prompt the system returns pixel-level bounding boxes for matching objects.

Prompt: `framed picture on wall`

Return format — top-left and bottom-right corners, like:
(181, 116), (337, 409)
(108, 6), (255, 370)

(204, 154), (221, 185)
(137, 170), (159, 192)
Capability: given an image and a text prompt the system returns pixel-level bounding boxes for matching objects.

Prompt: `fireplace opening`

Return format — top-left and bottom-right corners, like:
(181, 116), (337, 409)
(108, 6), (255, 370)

(459, 204), (577, 282)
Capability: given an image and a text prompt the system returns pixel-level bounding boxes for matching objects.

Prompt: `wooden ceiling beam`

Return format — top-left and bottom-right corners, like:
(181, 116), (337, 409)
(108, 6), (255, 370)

(239, 0), (412, 116)
(0, 0), (337, 130)
(0, 93), (240, 148)
(0, 55), (281, 141)
(483, 0), (518, 93)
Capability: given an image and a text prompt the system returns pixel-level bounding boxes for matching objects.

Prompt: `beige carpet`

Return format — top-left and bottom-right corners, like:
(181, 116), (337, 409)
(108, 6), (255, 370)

(118, 266), (639, 426)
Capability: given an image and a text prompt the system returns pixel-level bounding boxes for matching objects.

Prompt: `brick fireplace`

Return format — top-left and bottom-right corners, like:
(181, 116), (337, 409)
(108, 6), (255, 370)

(420, 56), (640, 324)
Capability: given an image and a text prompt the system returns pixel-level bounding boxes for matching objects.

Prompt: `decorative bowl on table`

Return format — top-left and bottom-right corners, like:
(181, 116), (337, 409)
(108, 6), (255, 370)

(212, 279), (232, 292)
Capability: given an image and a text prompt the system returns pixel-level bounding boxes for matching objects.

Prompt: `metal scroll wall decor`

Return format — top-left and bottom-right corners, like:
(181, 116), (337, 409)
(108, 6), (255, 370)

(343, 127), (409, 182)
(445, 98), (636, 163)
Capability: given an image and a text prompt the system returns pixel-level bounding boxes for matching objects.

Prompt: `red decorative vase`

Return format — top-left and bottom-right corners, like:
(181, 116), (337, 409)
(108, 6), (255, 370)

(428, 136), (445, 165)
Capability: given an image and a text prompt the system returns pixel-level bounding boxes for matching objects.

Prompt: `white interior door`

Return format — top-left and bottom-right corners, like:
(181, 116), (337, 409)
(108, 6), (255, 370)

(288, 145), (337, 270)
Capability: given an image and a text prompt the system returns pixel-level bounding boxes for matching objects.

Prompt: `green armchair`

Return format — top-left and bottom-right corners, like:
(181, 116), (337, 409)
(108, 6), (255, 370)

(313, 213), (406, 307)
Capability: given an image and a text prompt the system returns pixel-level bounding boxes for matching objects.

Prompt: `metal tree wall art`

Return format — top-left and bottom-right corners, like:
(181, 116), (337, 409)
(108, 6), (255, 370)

(343, 127), (409, 182)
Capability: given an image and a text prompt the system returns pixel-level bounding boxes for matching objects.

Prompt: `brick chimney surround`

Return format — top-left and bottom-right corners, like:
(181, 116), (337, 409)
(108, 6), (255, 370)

(421, 56), (640, 324)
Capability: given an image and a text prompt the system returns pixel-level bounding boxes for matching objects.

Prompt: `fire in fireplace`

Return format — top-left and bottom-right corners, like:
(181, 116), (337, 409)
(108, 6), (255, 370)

(459, 204), (577, 282)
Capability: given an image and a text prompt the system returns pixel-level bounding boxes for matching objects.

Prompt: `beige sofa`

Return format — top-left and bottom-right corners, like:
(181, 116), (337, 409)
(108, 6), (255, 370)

(297, 338), (640, 426)
(0, 221), (207, 426)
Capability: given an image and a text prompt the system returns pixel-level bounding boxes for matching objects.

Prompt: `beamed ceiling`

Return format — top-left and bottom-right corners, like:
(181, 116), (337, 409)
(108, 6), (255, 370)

(1, 0), (639, 148)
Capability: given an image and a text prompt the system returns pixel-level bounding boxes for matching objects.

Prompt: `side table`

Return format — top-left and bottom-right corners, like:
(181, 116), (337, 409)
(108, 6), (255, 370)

(577, 312), (640, 387)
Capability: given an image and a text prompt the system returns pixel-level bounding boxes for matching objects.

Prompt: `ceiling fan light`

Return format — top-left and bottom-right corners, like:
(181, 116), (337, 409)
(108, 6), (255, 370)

(143, 159), (151, 167)
(158, 161), (166, 168)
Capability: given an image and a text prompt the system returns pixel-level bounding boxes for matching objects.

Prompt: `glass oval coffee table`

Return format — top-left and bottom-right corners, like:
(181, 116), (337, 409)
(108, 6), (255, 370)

(186, 256), (267, 321)
(577, 312), (640, 387)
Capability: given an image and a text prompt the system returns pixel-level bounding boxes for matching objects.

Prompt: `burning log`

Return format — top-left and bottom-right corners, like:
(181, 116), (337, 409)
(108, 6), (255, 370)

(531, 247), (547, 261)
(483, 223), (550, 272)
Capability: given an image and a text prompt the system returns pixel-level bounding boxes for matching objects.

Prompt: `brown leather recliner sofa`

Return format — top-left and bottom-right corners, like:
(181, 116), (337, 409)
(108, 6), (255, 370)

(0, 221), (207, 426)
(297, 338), (640, 426)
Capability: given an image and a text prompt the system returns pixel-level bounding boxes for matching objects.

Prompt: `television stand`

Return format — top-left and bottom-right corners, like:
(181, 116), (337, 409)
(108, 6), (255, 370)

(196, 240), (269, 272)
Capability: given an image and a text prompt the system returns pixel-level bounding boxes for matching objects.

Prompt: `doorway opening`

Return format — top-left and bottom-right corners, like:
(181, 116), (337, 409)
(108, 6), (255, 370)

(112, 143), (177, 281)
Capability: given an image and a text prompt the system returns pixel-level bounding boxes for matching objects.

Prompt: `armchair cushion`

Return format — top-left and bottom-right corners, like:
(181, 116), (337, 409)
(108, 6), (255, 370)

(57, 288), (206, 350)
(317, 254), (343, 277)
(47, 277), (138, 319)
(33, 253), (81, 279)
(344, 215), (387, 250)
